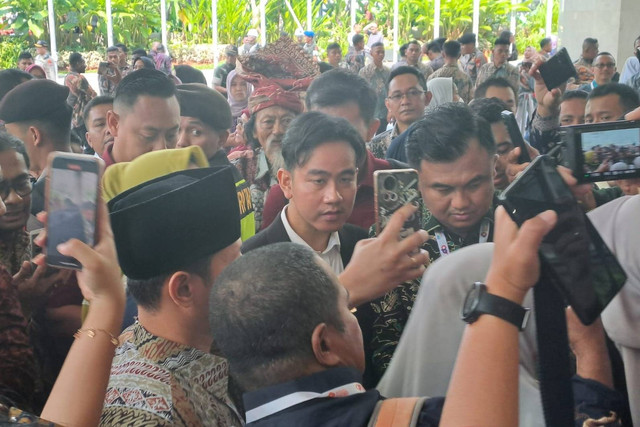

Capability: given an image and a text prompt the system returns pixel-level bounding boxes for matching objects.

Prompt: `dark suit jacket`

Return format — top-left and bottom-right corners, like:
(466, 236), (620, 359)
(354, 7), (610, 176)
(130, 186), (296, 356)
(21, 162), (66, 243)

(241, 212), (380, 389)
(241, 212), (368, 266)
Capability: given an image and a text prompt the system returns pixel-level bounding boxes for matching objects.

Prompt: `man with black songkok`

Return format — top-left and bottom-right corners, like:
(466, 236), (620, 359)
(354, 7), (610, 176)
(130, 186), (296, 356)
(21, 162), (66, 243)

(0, 79), (73, 215)
(101, 166), (244, 426)
(176, 83), (256, 241)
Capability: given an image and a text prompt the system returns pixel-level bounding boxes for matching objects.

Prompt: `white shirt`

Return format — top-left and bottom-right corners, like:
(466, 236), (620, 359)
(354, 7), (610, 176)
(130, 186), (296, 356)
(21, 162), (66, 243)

(281, 206), (344, 274)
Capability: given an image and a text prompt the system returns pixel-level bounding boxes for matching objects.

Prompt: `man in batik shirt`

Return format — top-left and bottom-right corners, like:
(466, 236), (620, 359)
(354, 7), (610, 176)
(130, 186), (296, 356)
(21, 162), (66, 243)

(458, 33), (487, 84)
(65, 52), (97, 149)
(428, 40), (473, 103)
(359, 42), (390, 135)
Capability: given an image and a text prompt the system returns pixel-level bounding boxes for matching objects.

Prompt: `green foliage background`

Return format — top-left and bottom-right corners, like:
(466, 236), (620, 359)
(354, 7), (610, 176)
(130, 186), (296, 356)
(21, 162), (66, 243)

(0, 0), (558, 68)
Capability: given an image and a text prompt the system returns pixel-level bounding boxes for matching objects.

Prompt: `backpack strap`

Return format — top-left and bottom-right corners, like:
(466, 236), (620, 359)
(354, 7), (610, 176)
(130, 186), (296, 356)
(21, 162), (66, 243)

(368, 397), (427, 427)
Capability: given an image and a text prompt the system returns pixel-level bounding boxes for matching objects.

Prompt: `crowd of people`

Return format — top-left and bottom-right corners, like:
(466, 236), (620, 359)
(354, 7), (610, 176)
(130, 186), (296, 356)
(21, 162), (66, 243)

(0, 23), (639, 427)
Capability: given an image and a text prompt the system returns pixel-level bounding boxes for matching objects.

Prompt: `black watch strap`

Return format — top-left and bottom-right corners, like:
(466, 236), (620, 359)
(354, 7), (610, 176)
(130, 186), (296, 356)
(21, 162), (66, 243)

(462, 283), (530, 331)
(476, 292), (530, 331)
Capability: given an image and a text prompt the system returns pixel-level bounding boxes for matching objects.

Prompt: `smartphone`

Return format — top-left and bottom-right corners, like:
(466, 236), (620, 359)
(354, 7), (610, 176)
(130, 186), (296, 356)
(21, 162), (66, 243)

(45, 153), (103, 269)
(374, 169), (422, 237)
(499, 155), (626, 325)
(538, 48), (577, 91)
(561, 120), (640, 183)
(97, 61), (109, 75)
(501, 110), (531, 164)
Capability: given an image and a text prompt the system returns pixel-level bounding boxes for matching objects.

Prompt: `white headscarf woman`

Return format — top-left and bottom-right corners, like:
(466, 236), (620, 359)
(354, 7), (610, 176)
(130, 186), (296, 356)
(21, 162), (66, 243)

(376, 243), (545, 426)
(425, 77), (462, 112)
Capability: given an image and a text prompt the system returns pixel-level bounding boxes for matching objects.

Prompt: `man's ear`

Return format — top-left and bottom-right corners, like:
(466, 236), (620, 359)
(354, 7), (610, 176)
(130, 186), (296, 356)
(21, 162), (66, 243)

(311, 323), (342, 368)
(106, 110), (119, 138)
(424, 91), (433, 106)
(278, 168), (293, 199)
(218, 130), (230, 148)
(28, 126), (42, 147)
(166, 271), (196, 308)
(366, 118), (380, 142)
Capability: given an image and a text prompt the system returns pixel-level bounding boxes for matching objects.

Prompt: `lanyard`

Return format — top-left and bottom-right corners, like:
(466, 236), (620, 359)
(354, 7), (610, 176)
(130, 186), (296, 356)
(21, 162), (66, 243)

(434, 218), (491, 258)
(245, 381), (366, 423)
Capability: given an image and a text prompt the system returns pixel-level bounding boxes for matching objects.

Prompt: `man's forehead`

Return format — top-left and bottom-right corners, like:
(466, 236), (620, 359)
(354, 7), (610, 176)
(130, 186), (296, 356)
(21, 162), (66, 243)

(560, 98), (586, 114)
(89, 104), (113, 118)
(256, 106), (296, 119)
(389, 73), (420, 90)
(594, 54), (615, 64)
(586, 94), (623, 114)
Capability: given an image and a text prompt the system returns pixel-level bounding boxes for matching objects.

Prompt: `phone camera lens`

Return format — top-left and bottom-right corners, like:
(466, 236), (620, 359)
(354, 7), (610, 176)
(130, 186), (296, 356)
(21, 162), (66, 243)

(383, 175), (397, 191)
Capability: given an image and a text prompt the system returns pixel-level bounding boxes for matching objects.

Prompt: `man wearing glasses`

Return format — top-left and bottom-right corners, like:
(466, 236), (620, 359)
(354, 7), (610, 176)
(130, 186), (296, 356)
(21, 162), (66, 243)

(380, 66), (431, 163)
(580, 52), (617, 93)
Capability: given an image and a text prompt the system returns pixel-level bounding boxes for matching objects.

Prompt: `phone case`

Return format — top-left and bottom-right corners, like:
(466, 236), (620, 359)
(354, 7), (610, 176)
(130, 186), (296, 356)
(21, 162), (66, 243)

(374, 169), (422, 237)
(499, 155), (626, 324)
(538, 48), (577, 91)
(44, 153), (104, 270)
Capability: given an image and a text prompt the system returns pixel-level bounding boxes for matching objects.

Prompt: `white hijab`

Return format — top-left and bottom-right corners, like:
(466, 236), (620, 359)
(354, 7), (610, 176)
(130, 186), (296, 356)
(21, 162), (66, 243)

(588, 195), (640, 425)
(426, 77), (454, 111)
(376, 243), (545, 426)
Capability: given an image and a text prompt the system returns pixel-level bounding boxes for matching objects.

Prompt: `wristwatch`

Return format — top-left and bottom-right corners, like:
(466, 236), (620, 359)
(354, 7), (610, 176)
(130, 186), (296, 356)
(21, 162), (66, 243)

(461, 282), (530, 331)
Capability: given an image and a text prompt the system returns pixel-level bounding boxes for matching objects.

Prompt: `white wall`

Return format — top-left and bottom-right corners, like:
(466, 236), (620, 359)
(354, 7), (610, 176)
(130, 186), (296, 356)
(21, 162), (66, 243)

(559, 0), (639, 67)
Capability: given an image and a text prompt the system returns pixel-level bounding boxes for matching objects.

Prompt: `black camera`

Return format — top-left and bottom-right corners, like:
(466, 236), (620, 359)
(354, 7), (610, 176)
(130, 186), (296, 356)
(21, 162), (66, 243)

(561, 120), (640, 183)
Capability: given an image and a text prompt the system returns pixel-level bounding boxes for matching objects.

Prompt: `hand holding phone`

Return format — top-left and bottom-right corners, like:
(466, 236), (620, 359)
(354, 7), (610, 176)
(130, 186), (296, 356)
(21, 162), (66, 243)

(45, 153), (103, 270)
(374, 169), (422, 237)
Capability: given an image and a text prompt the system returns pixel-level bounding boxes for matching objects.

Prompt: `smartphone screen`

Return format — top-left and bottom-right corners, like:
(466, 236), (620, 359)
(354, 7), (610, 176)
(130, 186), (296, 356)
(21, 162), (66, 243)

(538, 48), (576, 91)
(97, 61), (109, 75)
(499, 155), (626, 324)
(46, 153), (101, 269)
(374, 169), (422, 237)
(501, 110), (531, 163)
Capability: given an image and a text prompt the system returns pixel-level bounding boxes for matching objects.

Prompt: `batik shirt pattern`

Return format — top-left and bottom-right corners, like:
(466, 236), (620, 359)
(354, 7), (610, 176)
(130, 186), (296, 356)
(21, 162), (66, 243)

(365, 201), (496, 384)
(428, 64), (474, 103)
(367, 124), (399, 160)
(459, 49), (487, 83)
(101, 321), (242, 426)
(359, 63), (390, 122)
(476, 62), (520, 92)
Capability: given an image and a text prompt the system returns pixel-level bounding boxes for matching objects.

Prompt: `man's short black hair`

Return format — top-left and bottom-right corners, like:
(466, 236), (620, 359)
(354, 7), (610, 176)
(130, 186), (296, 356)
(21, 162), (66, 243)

(468, 97), (509, 124)
(127, 254), (213, 311)
(174, 65), (207, 85)
(18, 51), (33, 61)
(426, 41), (441, 53)
(114, 43), (128, 53)
(83, 95), (114, 127)
(500, 30), (513, 40)
(352, 34), (364, 45)
(388, 65), (427, 91)
(68, 52), (83, 67)
(494, 38), (510, 47)
(306, 68), (377, 124)
(406, 103), (495, 170)
(539, 37), (551, 49)
(561, 89), (589, 103)
(106, 46), (119, 54)
(370, 41), (384, 49)
(327, 42), (341, 52)
(114, 68), (177, 111)
(281, 111), (366, 172)
(132, 48), (147, 57)
(0, 131), (30, 169)
(443, 40), (461, 58)
(588, 83), (640, 115)
(209, 242), (345, 390)
(408, 40), (421, 48)
(474, 76), (516, 100)
(594, 51), (615, 63)
(399, 43), (408, 57)
(0, 69), (32, 101)
(583, 37), (598, 47)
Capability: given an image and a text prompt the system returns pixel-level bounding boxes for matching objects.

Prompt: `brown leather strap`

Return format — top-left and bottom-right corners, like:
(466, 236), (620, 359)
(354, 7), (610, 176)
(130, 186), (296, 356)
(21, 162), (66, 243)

(369, 397), (426, 427)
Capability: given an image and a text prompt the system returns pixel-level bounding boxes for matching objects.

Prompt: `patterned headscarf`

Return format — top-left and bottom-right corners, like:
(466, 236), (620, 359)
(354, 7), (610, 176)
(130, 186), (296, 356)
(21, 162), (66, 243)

(248, 84), (304, 115)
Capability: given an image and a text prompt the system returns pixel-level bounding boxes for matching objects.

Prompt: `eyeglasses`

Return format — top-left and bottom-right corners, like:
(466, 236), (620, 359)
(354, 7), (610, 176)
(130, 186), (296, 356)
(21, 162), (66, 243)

(594, 63), (615, 69)
(387, 89), (425, 102)
(0, 176), (33, 199)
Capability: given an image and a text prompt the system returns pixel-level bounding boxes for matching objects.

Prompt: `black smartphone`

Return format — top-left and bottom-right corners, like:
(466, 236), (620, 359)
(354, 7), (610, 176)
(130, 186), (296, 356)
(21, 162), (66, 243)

(97, 61), (109, 75)
(374, 169), (422, 237)
(45, 153), (103, 270)
(501, 110), (531, 164)
(538, 47), (577, 91)
(499, 155), (626, 325)
(561, 120), (640, 183)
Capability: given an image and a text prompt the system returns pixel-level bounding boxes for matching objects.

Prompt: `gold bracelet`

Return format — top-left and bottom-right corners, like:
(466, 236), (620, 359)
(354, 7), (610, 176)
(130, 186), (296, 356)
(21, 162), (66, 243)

(74, 328), (119, 347)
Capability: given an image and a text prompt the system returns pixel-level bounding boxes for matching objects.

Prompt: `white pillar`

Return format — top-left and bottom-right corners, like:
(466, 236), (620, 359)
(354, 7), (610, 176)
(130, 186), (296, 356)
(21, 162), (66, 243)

(434, 0), (441, 39)
(106, 0), (113, 46)
(510, 0), (517, 36)
(307, 0), (312, 31)
(212, 0), (218, 68)
(393, 0), (398, 63)
(260, 0), (266, 46)
(545, 0), (553, 36)
(472, 0), (480, 37)
(161, 0), (168, 51)
(47, 0), (58, 82)
(350, 0), (356, 31)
